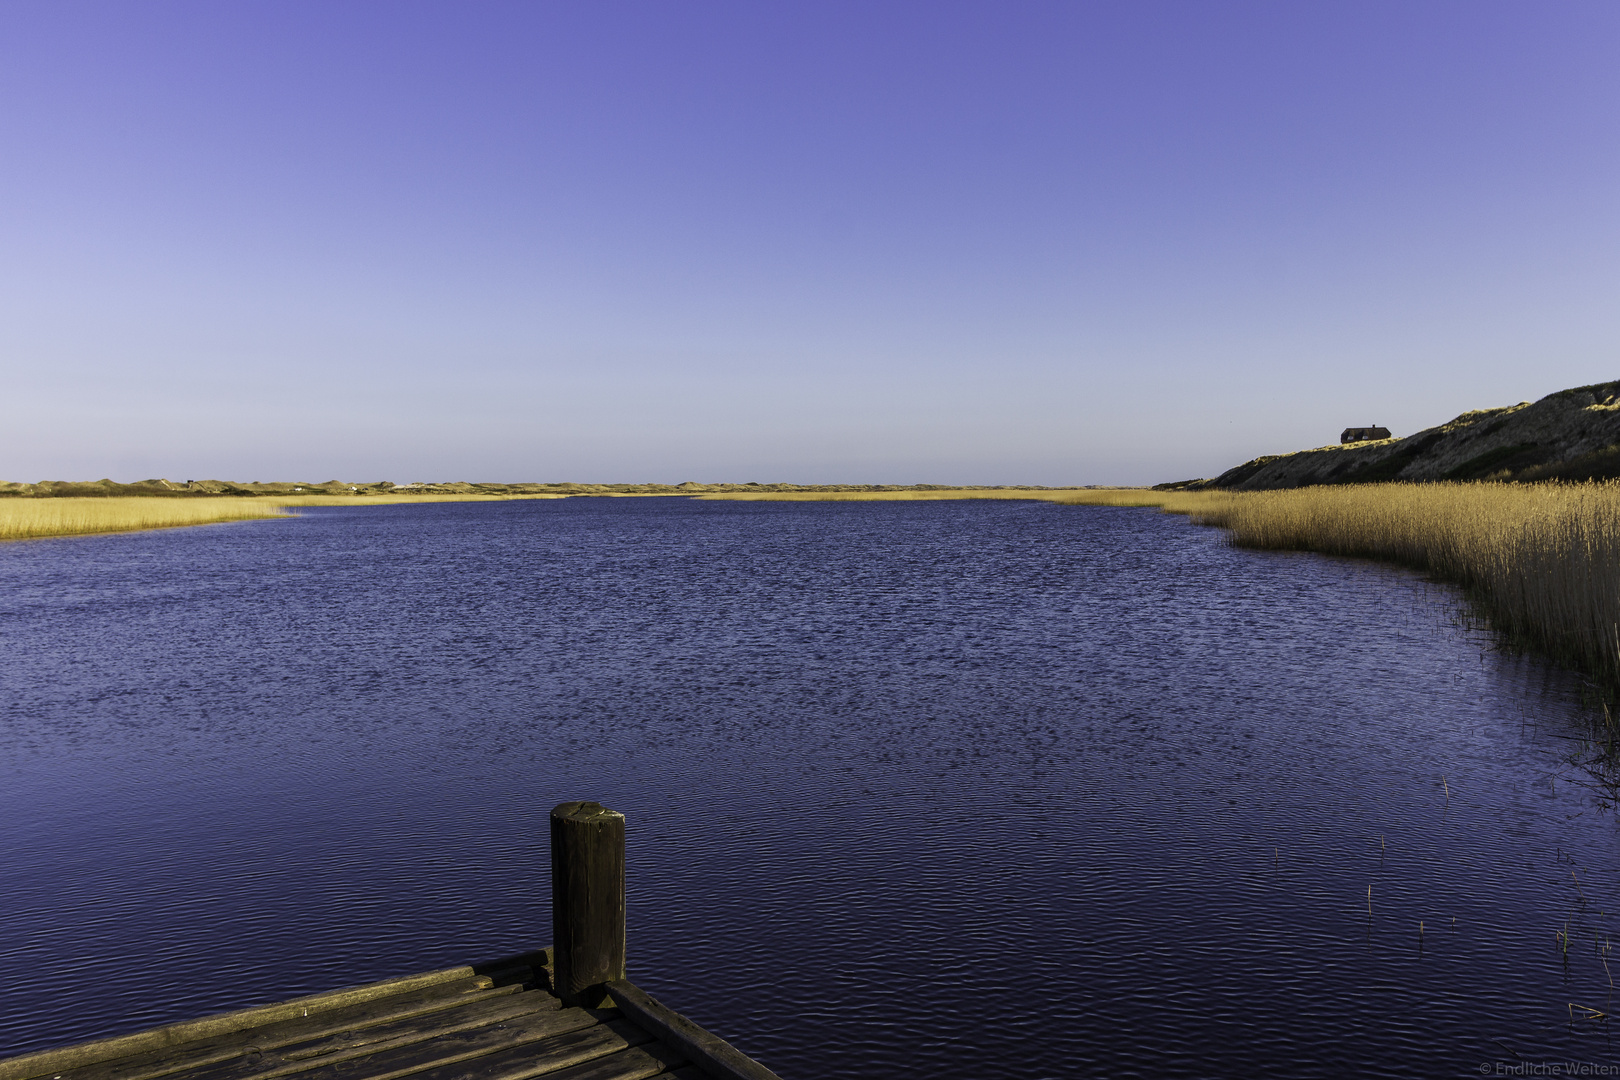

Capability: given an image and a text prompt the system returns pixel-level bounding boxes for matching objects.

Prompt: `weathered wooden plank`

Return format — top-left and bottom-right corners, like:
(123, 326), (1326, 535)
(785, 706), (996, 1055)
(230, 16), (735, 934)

(290, 1008), (609, 1080)
(277, 993), (556, 1064)
(172, 990), (562, 1080)
(36, 978), (530, 1080)
(604, 983), (779, 1080)
(516, 1041), (686, 1080)
(392, 1019), (651, 1080)
(0, 968), (485, 1080)
(550, 804), (626, 1010)
(469, 953), (553, 997)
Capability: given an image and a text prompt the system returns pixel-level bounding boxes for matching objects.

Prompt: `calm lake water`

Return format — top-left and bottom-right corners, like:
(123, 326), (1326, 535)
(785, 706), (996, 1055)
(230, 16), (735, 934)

(2, 497), (1618, 1079)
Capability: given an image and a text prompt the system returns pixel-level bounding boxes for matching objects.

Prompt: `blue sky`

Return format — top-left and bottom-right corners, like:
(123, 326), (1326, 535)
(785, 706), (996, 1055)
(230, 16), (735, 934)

(3, 1), (1616, 485)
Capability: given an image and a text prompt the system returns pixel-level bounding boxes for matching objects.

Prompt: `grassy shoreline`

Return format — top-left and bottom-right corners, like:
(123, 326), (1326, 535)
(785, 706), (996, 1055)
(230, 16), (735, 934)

(0, 497), (294, 541)
(1188, 483), (1620, 698)
(0, 493), (567, 541)
(10, 483), (1617, 702)
(698, 487), (1145, 503)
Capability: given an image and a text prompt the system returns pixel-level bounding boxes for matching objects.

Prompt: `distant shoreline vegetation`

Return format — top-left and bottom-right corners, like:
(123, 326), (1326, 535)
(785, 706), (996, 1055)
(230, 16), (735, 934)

(0, 479), (1101, 499)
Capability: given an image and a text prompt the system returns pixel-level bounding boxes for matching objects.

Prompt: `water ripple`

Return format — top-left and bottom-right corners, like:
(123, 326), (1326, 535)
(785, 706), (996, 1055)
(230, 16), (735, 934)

(0, 498), (1616, 1077)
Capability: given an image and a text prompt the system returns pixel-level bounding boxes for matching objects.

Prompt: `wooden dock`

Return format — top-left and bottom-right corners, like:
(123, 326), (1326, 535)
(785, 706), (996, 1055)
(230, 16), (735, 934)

(0, 804), (781, 1080)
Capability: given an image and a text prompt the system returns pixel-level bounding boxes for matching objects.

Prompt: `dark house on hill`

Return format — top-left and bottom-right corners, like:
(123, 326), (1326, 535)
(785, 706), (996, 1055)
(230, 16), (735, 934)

(1341, 426), (1392, 444)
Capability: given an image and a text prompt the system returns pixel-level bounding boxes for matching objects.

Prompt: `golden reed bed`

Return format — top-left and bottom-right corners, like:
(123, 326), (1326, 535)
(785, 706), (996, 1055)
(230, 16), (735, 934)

(0, 497), (291, 540)
(0, 493), (565, 541)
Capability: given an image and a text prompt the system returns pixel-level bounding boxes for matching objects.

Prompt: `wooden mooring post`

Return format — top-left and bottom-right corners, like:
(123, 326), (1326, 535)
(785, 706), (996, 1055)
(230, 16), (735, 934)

(550, 801), (627, 1008)
(0, 799), (782, 1080)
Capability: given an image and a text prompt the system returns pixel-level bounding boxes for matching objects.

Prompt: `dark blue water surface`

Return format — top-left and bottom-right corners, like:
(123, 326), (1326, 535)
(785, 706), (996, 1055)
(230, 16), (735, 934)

(3, 497), (1619, 1079)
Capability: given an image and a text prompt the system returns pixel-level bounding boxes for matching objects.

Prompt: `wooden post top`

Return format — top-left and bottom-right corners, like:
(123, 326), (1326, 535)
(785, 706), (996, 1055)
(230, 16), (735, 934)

(551, 802), (624, 823)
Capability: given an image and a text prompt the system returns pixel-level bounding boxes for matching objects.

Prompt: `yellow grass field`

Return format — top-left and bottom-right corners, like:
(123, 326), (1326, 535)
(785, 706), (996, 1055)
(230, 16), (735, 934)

(0, 497), (292, 541)
(0, 492), (568, 541)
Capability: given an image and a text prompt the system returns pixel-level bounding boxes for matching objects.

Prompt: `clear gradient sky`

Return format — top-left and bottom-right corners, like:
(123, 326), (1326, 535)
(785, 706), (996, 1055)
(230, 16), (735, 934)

(3, 2), (1616, 485)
